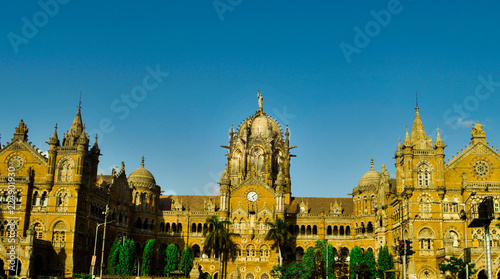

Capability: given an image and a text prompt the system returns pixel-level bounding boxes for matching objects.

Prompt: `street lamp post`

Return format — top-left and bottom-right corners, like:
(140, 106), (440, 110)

(100, 204), (110, 279)
(91, 219), (116, 279)
(91, 223), (104, 279)
(458, 191), (476, 279)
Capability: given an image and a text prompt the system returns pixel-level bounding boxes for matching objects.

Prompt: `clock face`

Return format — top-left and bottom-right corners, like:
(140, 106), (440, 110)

(246, 191), (258, 202)
(8, 155), (24, 172)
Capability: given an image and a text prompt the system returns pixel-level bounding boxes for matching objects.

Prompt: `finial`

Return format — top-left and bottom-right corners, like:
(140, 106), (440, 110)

(141, 156), (145, 167)
(437, 125), (440, 133)
(78, 91), (82, 110)
(370, 158), (374, 170)
(95, 134), (98, 141)
(415, 91), (419, 112)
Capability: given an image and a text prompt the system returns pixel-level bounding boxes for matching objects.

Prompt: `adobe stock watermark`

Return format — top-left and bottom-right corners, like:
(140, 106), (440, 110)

(6, 167), (20, 274)
(443, 74), (500, 130)
(193, 170), (223, 196)
(339, 0), (403, 64)
(213, 0), (243, 21)
(7, 0), (70, 54)
(272, 106), (296, 127)
(87, 64), (169, 143)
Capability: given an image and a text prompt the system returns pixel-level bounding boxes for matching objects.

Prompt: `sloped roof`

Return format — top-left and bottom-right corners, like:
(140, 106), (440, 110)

(286, 197), (353, 215)
(159, 195), (219, 211)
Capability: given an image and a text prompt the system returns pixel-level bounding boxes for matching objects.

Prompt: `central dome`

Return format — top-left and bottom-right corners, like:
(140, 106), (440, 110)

(237, 112), (283, 140)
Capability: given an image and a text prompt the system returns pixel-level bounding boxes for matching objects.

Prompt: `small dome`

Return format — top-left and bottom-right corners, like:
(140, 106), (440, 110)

(128, 157), (156, 185)
(358, 159), (381, 188)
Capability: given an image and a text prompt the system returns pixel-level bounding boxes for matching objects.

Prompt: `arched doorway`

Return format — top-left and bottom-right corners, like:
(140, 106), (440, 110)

(295, 247), (305, 262)
(8, 259), (21, 276)
(34, 255), (45, 278)
(478, 270), (487, 279)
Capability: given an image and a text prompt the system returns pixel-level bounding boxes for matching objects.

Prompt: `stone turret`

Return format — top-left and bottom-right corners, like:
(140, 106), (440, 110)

(12, 119), (29, 142)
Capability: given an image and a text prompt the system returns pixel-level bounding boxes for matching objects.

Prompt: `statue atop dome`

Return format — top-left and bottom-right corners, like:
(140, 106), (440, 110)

(258, 90), (263, 112)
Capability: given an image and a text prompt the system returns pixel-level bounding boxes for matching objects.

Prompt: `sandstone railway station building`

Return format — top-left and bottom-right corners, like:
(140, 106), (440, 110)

(0, 97), (499, 279)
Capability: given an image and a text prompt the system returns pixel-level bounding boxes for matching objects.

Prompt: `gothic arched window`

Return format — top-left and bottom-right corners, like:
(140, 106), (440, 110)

(52, 221), (68, 248)
(57, 159), (74, 182)
(419, 197), (431, 213)
(418, 166), (431, 187)
(418, 228), (434, 250)
(56, 191), (68, 211)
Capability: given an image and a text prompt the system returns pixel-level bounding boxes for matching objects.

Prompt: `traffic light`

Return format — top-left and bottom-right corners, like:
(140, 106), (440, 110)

(405, 240), (414, 256)
(399, 240), (405, 255)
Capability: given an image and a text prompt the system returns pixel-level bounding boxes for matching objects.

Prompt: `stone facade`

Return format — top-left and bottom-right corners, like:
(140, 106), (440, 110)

(0, 97), (499, 279)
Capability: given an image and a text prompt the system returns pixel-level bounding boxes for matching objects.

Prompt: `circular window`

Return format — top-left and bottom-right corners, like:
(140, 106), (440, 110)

(8, 154), (24, 172)
(473, 160), (490, 178)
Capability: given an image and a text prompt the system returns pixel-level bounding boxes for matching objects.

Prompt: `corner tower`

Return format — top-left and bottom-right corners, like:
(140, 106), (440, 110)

(220, 92), (295, 220)
(394, 106), (446, 198)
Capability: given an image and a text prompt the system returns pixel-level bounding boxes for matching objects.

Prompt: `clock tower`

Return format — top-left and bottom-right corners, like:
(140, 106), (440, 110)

(219, 92), (295, 228)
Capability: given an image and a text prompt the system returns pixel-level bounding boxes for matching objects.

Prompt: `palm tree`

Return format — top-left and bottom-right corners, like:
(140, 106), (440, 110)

(265, 217), (291, 266)
(203, 215), (232, 279)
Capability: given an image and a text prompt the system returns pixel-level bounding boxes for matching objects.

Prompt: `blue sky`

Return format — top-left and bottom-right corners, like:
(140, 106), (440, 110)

(1, 1), (500, 197)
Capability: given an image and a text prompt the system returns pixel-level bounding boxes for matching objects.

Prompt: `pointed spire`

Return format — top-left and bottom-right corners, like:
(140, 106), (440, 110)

(91, 134), (100, 154)
(229, 124), (234, 139)
(77, 124), (88, 145)
(434, 126), (445, 149)
(141, 156), (145, 167)
(395, 136), (403, 157)
(70, 104), (84, 136)
(403, 125), (411, 147)
(49, 124), (60, 145)
(285, 125), (290, 145)
(410, 104), (427, 144)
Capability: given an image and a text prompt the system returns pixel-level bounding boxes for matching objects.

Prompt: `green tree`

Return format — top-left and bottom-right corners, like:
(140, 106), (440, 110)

(264, 218), (291, 266)
(164, 244), (179, 276)
(203, 215), (233, 279)
(118, 238), (136, 276)
(323, 243), (335, 279)
(377, 246), (395, 279)
(362, 249), (377, 279)
(179, 246), (193, 277)
(439, 256), (476, 279)
(141, 239), (156, 276)
(107, 238), (121, 275)
(270, 263), (309, 279)
(302, 247), (316, 278)
(349, 246), (363, 279)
